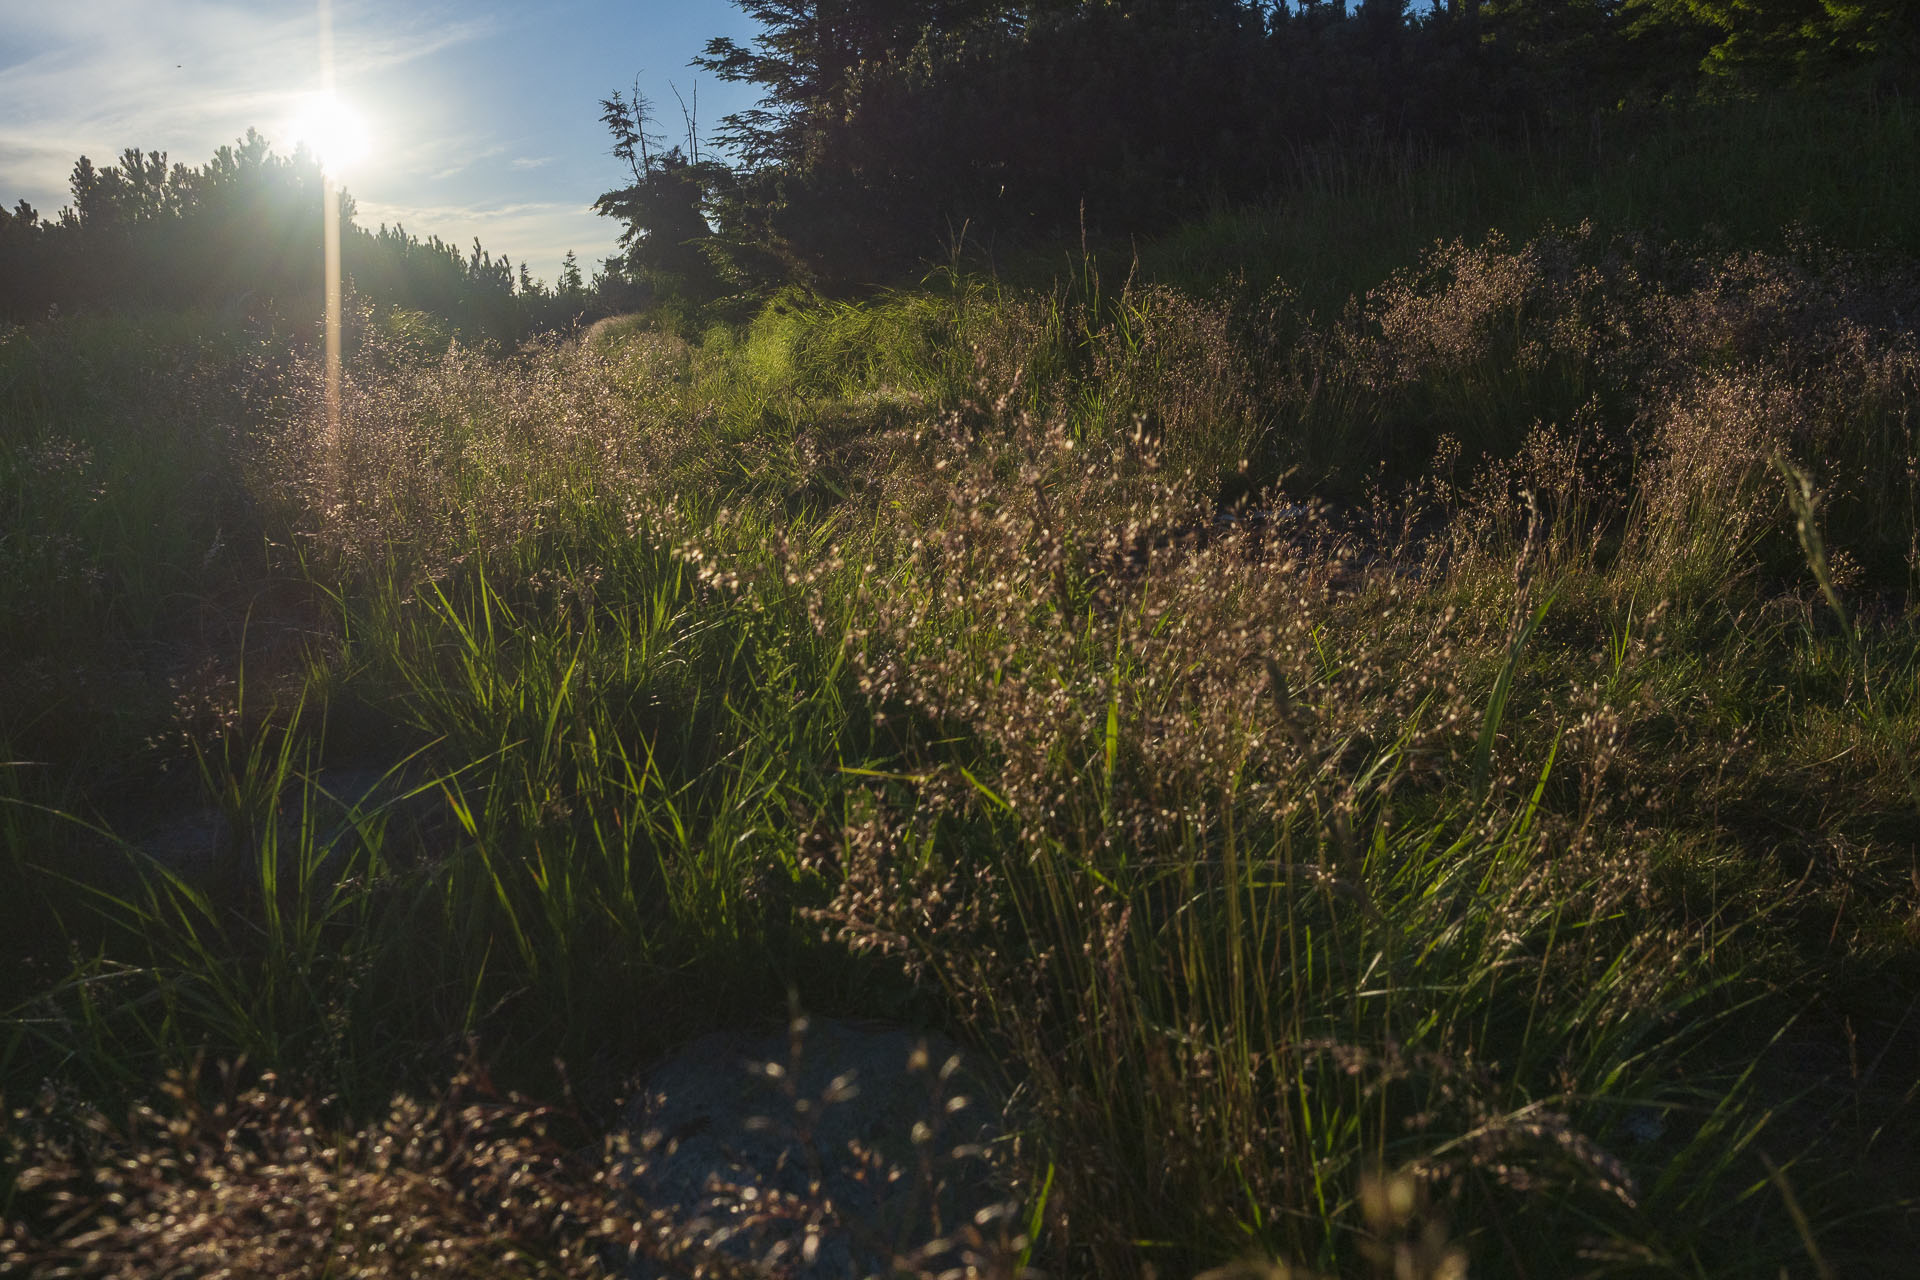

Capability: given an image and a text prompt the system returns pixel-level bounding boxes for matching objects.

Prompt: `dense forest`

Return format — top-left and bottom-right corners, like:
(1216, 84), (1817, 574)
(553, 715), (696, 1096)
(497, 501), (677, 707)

(4, 1), (1920, 1277)
(592, 0), (1918, 299)
(0, 130), (585, 340)
(7, 0), (1914, 331)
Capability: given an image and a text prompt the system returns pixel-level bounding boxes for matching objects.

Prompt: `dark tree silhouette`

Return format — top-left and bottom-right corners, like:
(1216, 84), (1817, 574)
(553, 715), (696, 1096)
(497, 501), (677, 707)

(588, 0), (1912, 302)
(1, 132), (591, 338)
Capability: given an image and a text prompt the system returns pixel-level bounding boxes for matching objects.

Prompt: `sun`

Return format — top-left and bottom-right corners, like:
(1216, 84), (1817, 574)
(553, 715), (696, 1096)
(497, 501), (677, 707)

(286, 92), (371, 176)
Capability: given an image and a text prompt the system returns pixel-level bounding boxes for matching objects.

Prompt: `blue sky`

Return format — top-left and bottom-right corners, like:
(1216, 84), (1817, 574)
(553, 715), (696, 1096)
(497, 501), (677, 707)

(0, 1), (763, 285)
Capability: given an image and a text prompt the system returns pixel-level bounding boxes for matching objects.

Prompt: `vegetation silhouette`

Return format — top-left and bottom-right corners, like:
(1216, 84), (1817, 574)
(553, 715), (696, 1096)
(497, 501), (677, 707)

(0, 131), (585, 342)
(589, 0), (1917, 308)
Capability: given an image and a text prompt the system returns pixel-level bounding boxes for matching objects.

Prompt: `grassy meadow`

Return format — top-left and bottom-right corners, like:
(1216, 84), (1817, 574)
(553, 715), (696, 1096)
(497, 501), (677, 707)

(4, 98), (1920, 1276)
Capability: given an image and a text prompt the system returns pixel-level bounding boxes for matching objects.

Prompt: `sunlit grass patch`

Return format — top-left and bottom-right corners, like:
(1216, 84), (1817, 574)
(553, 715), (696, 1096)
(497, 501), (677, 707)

(6, 189), (1920, 1275)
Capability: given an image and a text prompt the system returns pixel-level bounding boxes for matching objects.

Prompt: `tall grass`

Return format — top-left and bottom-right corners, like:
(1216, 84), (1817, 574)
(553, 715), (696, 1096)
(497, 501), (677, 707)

(6, 102), (1920, 1275)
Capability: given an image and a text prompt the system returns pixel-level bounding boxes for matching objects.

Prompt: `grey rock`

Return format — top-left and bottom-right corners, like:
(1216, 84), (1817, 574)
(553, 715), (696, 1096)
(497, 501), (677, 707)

(615, 1016), (1019, 1279)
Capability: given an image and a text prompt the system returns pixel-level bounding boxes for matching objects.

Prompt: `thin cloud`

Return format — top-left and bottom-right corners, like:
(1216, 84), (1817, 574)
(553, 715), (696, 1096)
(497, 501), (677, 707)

(0, 1), (497, 212)
(354, 195), (616, 286)
(420, 142), (510, 183)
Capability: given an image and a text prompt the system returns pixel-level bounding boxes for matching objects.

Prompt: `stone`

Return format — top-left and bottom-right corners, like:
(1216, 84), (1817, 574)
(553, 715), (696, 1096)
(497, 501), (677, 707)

(615, 1016), (1019, 1279)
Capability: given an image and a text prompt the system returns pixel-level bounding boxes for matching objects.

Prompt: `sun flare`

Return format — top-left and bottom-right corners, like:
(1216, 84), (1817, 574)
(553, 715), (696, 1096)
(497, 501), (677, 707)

(286, 92), (371, 176)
